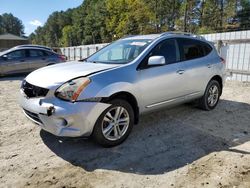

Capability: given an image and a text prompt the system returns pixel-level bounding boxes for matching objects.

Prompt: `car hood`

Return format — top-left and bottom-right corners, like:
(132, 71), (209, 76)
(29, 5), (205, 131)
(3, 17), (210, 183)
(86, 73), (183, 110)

(25, 61), (119, 89)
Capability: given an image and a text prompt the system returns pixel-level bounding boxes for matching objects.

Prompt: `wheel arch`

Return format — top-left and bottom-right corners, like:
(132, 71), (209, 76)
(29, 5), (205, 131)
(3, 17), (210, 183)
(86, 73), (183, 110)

(101, 91), (139, 124)
(210, 75), (223, 96)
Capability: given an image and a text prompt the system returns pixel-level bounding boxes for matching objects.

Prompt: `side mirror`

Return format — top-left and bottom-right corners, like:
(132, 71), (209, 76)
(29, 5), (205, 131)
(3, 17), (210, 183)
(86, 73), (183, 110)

(2, 55), (8, 61)
(148, 56), (166, 66)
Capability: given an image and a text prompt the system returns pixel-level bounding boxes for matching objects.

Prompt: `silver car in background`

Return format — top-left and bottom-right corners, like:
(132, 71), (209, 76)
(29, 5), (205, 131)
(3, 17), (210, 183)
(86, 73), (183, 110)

(19, 32), (226, 147)
(0, 45), (66, 76)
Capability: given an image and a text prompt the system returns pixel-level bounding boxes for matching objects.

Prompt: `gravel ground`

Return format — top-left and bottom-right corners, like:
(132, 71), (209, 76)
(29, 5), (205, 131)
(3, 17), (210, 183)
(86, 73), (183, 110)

(0, 76), (250, 188)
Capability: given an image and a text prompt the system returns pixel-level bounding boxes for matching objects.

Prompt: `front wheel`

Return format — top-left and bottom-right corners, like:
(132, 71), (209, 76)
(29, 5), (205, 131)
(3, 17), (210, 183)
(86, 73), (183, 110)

(92, 99), (134, 147)
(199, 80), (221, 111)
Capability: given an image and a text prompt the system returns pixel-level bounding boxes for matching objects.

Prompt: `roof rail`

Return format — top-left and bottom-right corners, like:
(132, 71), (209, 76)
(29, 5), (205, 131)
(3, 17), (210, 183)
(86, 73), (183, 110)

(121, 35), (135, 39)
(160, 32), (206, 40)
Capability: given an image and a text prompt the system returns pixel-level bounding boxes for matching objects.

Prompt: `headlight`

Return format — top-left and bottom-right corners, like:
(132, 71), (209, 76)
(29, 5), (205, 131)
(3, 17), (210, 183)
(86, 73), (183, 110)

(55, 77), (91, 102)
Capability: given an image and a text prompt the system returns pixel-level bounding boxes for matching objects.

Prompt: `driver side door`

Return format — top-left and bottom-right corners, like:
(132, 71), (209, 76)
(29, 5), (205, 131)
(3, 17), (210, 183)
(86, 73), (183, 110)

(137, 39), (187, 112)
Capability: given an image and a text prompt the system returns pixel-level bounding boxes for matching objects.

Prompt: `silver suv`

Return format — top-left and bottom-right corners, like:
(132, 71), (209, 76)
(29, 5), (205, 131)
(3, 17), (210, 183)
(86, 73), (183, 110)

(19, 32), (226, 147)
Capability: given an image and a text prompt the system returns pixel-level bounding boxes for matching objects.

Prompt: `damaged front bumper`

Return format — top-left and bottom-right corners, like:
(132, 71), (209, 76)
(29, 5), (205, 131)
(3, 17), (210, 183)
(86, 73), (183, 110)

(19, 91), (111, 137)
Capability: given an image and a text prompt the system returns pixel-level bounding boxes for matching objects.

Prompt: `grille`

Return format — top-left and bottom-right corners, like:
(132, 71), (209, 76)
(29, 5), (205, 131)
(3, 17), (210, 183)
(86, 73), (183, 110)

(23, 109), (43, 125)
(21, 81), (49, 98)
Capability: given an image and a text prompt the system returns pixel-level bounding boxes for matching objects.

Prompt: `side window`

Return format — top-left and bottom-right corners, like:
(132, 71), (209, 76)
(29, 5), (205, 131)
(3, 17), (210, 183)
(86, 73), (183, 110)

(29, 49), (44, 57)
(139, 39), (179, 69)
(43, 50), (53, 56)
(6, 50), (26, 60)
(178, 38), (205, 61)
(203, 43), (212, 56)
(150, 39), (178, 64)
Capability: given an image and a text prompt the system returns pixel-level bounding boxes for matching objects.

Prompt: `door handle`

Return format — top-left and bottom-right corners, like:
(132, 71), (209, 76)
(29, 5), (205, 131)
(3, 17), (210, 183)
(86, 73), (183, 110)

(207, 64), (212, 68)
(177, 70), (185, 75)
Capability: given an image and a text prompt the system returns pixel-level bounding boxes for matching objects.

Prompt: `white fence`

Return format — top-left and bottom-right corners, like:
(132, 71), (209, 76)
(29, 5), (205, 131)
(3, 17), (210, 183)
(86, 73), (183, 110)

(202, 31), (250, 82)
(60, 30), (250, 82)
(60, 43), (108, 61)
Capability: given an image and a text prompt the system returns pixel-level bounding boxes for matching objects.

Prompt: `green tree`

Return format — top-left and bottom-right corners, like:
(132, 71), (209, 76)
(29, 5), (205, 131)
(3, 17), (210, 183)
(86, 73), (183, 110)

(237, 0), (250, 29)
(0, 13), (24, 36)
(143, 0), (182, 32)
(29, 0), (250, 47)
(0, 15), (3, 34)
(30, 9), (74, 46)
(30, 26), (46, 45)
(82, 0), (108, 44)
(175, 0), (199, 33)
(59, 25), (75, 47)
(175, 0), (239, 34)
(106, 0), (155, 40)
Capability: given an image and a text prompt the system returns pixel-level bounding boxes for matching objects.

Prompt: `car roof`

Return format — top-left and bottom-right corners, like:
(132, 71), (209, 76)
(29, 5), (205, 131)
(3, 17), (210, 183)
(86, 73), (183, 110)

(0, 46), (56, 56)
(121, 34), (162, 40)
(13, 45), (53, 51)
(122, 32), (207, 42)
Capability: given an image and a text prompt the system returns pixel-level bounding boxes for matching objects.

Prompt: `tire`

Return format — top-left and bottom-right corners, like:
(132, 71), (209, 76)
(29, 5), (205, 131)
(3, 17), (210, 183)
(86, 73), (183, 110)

(199, 80), (221, 111)
(92, 99), (134, 147)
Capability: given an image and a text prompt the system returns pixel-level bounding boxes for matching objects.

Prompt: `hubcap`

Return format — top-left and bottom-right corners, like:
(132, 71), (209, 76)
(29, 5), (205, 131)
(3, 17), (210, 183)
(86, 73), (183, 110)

(207, 85), (219, 107)
(101, 106), (130, 141)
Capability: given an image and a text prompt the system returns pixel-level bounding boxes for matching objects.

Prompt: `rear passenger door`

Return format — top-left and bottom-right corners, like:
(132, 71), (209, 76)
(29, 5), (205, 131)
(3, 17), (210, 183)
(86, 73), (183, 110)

(27, 49), (49, 70)
(177, 38), (213, 98)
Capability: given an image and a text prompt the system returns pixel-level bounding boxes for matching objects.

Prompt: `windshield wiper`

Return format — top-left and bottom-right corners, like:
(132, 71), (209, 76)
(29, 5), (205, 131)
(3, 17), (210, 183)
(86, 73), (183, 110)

(78, 58), (87, 62)
(78, 59), (100, 64)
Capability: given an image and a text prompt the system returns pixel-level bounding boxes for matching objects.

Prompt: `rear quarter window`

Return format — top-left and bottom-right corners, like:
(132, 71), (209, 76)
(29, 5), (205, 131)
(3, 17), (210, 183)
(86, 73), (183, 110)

(178, 38), (212, 61)
(203, 43), (213, 56)
(42, 50), (54, 56)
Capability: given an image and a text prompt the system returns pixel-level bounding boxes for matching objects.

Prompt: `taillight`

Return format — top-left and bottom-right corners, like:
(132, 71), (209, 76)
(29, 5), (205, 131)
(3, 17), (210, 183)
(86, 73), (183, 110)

(220, 57), (226, 64)
(58, 55), (66, 61)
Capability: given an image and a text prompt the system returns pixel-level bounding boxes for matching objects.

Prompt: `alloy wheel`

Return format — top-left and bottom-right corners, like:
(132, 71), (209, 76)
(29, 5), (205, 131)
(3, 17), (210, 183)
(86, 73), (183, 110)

(101, 106), (130, 141)
(207, 84), (219, 107)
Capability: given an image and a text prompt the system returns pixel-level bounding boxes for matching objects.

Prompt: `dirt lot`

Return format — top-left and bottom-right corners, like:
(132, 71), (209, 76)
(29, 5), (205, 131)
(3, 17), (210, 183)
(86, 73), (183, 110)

(0, 76), (250, 188)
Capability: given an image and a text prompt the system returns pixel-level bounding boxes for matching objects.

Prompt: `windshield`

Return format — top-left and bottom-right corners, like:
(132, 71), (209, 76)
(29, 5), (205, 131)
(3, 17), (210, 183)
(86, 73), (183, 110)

(87, 39), (152, 64)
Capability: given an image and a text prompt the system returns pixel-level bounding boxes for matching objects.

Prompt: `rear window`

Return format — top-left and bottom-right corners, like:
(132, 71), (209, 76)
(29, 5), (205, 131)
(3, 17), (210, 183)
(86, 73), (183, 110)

(178, 38), (212, 61)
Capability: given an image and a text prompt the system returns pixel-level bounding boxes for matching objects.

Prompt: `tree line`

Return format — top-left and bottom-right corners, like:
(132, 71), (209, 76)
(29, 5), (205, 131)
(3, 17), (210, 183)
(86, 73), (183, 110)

(24, 0), (250, 47)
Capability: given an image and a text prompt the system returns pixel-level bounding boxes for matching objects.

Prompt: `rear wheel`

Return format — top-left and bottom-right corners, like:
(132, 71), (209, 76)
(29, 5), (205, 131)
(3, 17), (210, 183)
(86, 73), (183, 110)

(92, 99), (134, 147)
(199, 80), (221, 111)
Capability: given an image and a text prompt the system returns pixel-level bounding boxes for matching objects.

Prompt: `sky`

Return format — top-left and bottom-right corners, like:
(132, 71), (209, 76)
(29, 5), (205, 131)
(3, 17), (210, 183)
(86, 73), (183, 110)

(0, 0), (83, 36)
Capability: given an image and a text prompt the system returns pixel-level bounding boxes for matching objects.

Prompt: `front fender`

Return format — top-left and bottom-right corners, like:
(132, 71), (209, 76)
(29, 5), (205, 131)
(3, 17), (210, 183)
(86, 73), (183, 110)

(77, 63), (140, 101)
(79, 81), (140, 101)
(95, 82), (136, 98)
